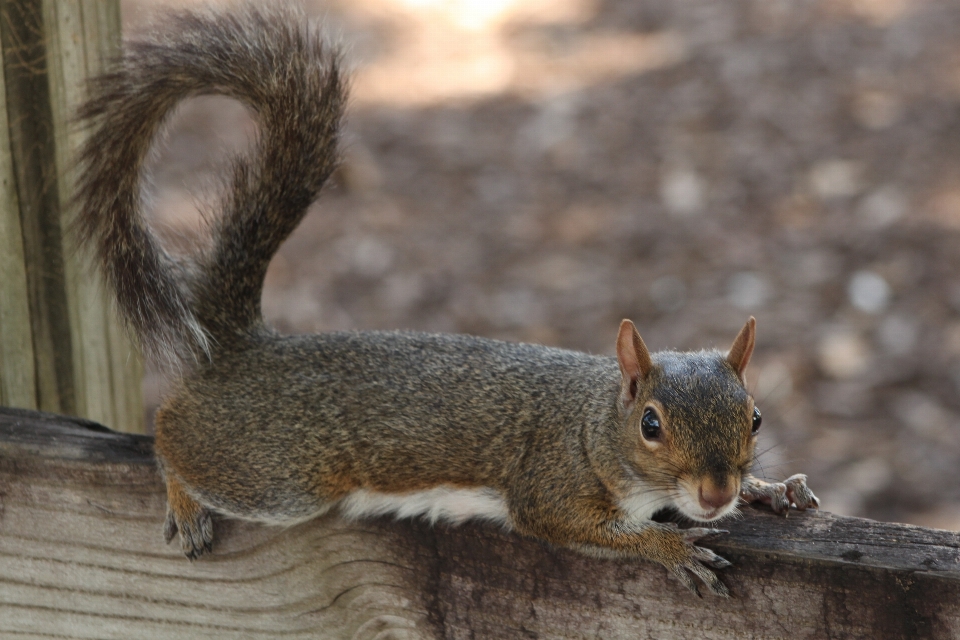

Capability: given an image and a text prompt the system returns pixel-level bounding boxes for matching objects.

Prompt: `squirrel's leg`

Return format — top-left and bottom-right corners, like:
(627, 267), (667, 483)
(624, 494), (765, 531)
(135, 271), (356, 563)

(162, 474), (213, 560)
(569, 522), (731, 598)
(740, 473), (819, 515)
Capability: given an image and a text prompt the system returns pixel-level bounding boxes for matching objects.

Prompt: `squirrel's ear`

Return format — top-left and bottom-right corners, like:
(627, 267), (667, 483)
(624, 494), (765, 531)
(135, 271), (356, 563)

(726, 316), (756, 380)
(617, 319), (653, 409)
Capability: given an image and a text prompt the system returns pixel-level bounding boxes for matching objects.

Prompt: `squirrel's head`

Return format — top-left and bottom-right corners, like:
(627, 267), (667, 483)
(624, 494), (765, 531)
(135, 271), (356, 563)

(616, 317), (759, 523)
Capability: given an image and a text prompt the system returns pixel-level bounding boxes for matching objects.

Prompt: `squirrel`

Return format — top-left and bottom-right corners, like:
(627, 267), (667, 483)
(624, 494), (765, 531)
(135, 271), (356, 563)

(75, 3), (818, 598)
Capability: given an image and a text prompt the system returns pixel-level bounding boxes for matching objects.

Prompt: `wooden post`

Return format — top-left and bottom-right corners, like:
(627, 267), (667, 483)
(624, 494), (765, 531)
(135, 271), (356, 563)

(0, 407), (957, 639)
(0, 0), (142, 431)
(0, 30), (34, 410)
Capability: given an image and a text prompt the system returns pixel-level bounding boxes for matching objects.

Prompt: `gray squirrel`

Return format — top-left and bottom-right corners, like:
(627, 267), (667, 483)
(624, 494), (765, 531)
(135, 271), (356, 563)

(75, 3), (818, 598)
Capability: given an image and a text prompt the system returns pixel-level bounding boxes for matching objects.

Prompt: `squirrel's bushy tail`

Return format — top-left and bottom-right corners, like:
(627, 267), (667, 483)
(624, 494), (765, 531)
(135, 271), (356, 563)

(76, 3), (344, 366)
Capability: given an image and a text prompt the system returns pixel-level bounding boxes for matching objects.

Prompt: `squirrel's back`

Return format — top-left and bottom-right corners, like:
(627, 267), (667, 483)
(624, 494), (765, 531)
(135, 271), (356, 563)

(158, 330), (617, 485)
(76, 3), (345, 366)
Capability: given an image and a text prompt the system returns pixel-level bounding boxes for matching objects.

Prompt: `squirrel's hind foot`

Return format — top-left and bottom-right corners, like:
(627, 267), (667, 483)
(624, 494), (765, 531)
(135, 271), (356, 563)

(740, 473), (820, 515)
(163, 476), (214, 559)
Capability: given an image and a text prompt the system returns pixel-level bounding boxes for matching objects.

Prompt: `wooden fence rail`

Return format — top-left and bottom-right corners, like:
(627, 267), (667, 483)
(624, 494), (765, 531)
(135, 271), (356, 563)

(1, 406), (958, 639)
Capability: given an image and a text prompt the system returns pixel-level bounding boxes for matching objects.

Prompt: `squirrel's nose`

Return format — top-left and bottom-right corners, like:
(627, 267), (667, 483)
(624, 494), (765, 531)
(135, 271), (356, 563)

(698, 479), (736, 511)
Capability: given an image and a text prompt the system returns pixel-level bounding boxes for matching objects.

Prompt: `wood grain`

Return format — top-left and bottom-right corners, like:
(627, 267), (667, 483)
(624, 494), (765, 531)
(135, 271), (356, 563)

(0, 24), (36, 410)
(42, 0), (144, 433)
(0, 0), (142, 429)
(1, 407), (958, 639)
(0, 0), (75, 415)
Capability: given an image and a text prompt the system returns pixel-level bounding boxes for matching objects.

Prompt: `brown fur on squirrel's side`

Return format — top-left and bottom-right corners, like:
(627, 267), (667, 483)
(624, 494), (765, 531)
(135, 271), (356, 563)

(76, 3), (818, 598)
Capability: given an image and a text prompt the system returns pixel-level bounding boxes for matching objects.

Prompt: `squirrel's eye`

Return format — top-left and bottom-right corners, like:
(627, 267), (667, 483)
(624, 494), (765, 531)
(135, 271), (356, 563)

(641, 408), (661, 441)
(752, 406), (762, 435)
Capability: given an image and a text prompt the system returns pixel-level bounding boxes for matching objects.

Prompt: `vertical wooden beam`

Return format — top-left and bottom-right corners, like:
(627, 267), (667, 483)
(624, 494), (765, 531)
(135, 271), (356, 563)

(0, 35), (35, 409)
(0, 0), (75, 415)
(0, 0), (142, 431)
(43, 0), (143, 432)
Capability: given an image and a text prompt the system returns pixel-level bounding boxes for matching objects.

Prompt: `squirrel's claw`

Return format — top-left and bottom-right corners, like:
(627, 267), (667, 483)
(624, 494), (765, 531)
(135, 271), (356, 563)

(740, 473), (819, 515)
(784, 474), (820, 510)
(163, 476), (214, 559)
(664, 526), (732, 597)
(679, 527), (728, 544)
(671, 564), (703, 597)
(163, 508), (178, 544)
(673, 555), (731, 598)
(691, 545), (733, 569)
(689, 559), (731, 598)
(164, 506), (213, 560)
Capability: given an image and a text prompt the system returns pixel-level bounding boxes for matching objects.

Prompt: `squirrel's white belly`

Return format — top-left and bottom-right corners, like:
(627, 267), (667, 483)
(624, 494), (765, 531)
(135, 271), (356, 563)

(338, 486), (511, 528)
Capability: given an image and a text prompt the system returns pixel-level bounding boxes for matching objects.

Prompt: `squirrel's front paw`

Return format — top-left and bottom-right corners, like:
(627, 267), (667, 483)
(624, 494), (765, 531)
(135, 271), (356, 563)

(664, 526), (731, 598)
(741, 473), (820, 515)
(163, 476), (214, 559)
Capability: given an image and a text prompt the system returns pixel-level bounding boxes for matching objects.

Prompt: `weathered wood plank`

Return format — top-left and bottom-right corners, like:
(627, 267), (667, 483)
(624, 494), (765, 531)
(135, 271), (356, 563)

(0, 407), (958, 639)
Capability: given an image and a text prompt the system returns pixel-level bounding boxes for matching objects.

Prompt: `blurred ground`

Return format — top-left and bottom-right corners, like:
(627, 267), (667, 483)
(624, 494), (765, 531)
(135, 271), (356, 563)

(122, 0), (960, 529)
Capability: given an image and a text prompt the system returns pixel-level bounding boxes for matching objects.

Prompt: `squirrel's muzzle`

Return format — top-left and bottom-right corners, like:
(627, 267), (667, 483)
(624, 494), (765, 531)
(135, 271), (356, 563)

(697, 477), (738, 511)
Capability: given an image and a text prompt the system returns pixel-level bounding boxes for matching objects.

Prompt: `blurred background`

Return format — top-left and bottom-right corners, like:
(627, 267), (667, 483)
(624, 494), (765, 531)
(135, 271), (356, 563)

(122, 0), (960, 529)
